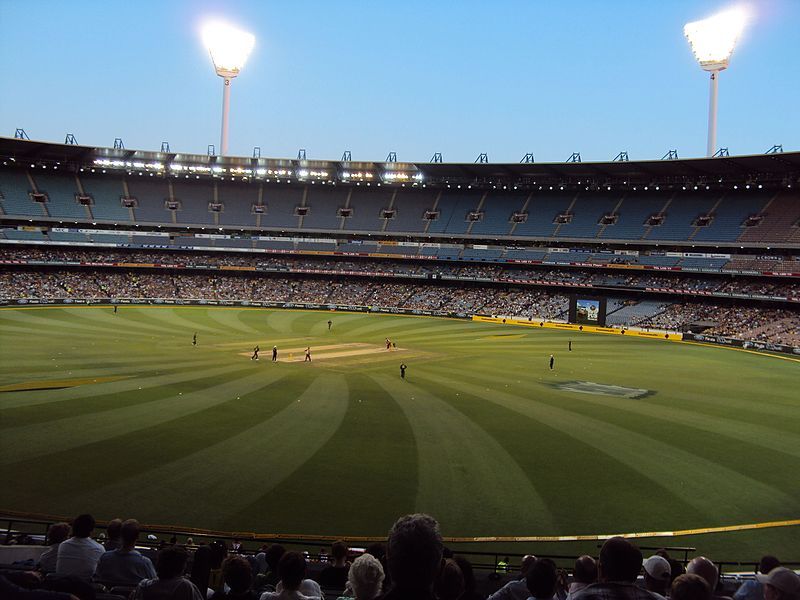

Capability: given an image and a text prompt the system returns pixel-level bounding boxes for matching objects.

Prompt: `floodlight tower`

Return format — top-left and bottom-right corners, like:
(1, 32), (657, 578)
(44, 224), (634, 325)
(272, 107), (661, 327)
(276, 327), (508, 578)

(203, 22), (255, 156)
(684, 6), (748, 157)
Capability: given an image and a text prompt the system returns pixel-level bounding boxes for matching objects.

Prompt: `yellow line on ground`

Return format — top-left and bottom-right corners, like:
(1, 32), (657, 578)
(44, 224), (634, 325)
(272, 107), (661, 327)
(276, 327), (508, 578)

(1, 509), (796, 543)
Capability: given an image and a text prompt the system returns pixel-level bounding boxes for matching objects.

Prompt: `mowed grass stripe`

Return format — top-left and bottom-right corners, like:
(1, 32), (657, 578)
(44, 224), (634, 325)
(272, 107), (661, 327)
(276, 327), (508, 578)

(0, 366), (264, 427)
(371, 373), (557, 536)
(0, 365), (275, 464)
(122, 307), (226, 335)
(414, 366), (796, 524)
(64, 374), (349, 530)
(222, 374), (419, 535)
(0, 358), (237, 410)
(4, 374), (310, 520)
(0, 307), (170, 338)
(265, 310), (313, 335)
(422, 378), (701, 535)
(58, 307), (184, 337)
(0, 310), (155, 340)
(205, 308), (265, 336)
(0, 353), (222, 387)
(446, 363), (800, 459)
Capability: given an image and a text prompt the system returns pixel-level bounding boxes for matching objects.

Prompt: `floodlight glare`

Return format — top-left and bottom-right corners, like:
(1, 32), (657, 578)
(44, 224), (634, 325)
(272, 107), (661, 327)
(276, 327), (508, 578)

(202, 21), (255, 156)
(684, 5), (749, 157)
(203, 22), (255, 77)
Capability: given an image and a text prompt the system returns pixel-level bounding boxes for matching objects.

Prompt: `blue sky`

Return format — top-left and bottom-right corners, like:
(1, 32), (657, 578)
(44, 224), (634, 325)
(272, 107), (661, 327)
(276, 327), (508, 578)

(0, 0), (797, 163)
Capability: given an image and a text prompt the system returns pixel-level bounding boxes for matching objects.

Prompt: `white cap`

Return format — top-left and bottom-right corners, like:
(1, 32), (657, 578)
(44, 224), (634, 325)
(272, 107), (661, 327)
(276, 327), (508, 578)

(757, 568), (800, 597)
(643, 556), (671, 581)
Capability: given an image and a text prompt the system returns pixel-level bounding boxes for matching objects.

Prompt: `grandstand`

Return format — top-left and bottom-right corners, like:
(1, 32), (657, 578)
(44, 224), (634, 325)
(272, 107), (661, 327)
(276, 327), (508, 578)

(1, 138), (799, 592)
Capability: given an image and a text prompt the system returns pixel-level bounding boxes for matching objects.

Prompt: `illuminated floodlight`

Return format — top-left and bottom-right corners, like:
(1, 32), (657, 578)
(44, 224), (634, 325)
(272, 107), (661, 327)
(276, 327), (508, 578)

(684, 6), (748, 71)
(684, 5), (749, 157)
(203, 22), (255, 78)
(202, 21), (255, 156)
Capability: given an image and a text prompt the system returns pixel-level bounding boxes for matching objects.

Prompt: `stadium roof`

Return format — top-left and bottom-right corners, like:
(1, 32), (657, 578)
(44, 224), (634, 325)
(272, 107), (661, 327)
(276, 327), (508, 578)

(1, 137), (798, 188)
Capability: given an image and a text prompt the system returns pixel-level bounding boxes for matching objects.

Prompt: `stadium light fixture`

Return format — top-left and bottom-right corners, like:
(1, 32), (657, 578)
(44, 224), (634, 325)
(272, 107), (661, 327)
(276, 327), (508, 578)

(684, 5), (749, 157)
(203, 21), (255, 156)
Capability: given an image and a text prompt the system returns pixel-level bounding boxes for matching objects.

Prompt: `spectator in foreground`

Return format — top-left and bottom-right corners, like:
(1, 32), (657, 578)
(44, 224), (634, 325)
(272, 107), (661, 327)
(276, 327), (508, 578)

(643, 556), (672, 600)
(132, 546), (204, 600)
(211, 555), (257, 600)
(757, 568), (800, 600)
(687, 558), (731, 600)
(259, 551), (321, 600)
(341, 553), (384, 600)
(453, 556), (483, 600)
(95, 519), (156, 585)
(55, 514), (105, 581)
(733, 557), (781, 600)
(318, 540), (350, 590)
(566, 556), (597, 600)
(104, 519), (123, 551)
(0, 573), (79, 600)
(488, 555), (538, 600)
(671, 575), (711, 600)
(435, 559), (465, 600)
(382, 513), (444, 600)
(527, 558), (558, 600)
(573, 537), (660, 600)
(38, 523), (71, 573)
(262, 545), (286, 588)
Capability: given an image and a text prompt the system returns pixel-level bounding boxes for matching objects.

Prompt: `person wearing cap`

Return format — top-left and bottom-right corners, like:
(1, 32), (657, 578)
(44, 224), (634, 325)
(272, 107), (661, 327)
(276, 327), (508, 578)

(757, 568), (800, 600)
(733, 557), (781, 600)
(643, 556), (672, 600)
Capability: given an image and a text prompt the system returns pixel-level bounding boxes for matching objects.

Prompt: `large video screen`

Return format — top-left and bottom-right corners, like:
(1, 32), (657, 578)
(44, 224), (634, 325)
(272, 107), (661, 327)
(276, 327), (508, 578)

(569, 296), (607, 327)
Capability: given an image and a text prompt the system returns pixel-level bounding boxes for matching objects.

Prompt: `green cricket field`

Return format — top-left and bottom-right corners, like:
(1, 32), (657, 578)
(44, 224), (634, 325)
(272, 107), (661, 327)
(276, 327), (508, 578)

(1, 306), (798, 558)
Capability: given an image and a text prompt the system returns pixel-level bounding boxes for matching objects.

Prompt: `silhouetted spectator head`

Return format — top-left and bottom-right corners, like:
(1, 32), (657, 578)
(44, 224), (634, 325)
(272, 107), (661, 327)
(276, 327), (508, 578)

(574, 555), (597, 584)
(47, 522), (71, 545)
(453, 556), (477, 598)
(387, 513), (444, 593)
(598, 537), (642, 583)
(757, 567), (800, 600)
(687, 557), (719, 592)
(265, 544), (286, 571)
(222, 555), (253, 594)
(363, 543), (384, 562)
(190, 545), (213, 592)
(120, 519), (140, 548)
(332, 540), (348, 564)
(671, 574), (711, 600)
(348, 553), (385, 600)
(669, 560), (686, 584)
(521, 555), (538, 578)
(156, 546), (188, 579)
(105, 519), (122, 544)
(71, 514), (95, 539)
(278, 551), (307, 591)
(435, 559), (464, 600)
(527, 558), (557, 600)
(758, 557), (781, 575)
(209, 540), (227, 569)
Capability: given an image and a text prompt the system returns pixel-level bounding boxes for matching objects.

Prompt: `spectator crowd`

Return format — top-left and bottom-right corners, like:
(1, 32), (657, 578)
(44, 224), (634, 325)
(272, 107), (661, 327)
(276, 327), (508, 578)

(2, 512), (798, 600)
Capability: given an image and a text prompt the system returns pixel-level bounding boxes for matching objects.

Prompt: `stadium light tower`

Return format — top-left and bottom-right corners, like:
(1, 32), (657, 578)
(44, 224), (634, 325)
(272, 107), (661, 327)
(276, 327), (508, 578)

(203, 21), (255, 156)
(684, 6), (748, 157)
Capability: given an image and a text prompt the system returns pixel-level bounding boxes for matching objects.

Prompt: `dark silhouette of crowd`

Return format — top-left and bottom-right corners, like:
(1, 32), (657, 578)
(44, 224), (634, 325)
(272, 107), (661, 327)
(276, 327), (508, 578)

(2, 513), (798, 600)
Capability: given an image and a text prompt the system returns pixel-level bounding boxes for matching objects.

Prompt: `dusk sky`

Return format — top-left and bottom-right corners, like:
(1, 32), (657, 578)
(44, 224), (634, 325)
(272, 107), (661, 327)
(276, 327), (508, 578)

(0, 0), (798, 163)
